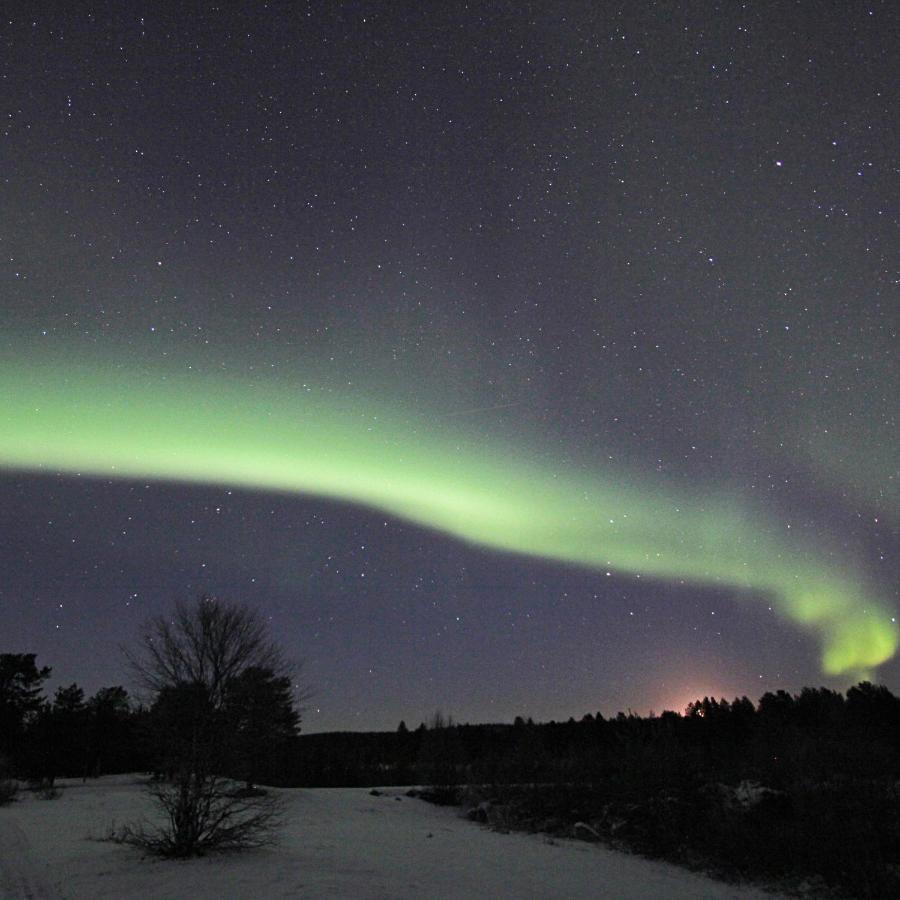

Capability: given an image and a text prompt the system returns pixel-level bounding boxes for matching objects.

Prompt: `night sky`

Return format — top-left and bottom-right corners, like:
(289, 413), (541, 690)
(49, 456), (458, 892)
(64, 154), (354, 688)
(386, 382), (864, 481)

(2, 3), (897, 732)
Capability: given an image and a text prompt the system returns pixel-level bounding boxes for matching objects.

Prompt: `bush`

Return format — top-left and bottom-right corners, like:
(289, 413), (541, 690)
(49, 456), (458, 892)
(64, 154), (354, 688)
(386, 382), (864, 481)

(0, 755), (17, 805)
(0, 778), (17, 805)
(118, 771), (283, 857)
(38, 783), (62, 800)
(28, 777), (62, 799)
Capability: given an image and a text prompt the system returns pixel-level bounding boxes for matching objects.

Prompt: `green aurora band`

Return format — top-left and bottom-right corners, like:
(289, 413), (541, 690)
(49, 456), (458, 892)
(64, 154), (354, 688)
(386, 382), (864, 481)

(1, 355), (895, 676)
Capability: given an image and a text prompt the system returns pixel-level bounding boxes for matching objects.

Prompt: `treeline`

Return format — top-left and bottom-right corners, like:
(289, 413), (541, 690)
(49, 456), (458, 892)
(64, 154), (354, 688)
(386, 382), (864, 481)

(4, 651), (899, 792)
(292, 684), (900, 788)
(0, 651), (298, 789)
(0, 654), (142, 783)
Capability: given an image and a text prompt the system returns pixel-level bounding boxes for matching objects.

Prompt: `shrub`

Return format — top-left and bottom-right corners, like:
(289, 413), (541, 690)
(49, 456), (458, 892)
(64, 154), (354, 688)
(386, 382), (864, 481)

(118, 770), (282, 857)
(0, 755), (17, 805)
(0, 778), (17, 805)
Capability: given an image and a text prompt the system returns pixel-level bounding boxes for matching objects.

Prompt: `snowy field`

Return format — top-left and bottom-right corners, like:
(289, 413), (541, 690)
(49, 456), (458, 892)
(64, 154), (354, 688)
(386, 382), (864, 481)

(0, 776), (777, 899)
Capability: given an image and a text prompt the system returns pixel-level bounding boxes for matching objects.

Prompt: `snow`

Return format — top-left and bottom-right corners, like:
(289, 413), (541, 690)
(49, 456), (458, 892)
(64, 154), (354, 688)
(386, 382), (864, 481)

(0, 776), (777, 899)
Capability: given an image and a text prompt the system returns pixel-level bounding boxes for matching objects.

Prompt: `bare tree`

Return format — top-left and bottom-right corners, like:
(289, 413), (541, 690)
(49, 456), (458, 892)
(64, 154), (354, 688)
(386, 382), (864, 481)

(127, 595), (288, 706)
(122, 595), (302, 857)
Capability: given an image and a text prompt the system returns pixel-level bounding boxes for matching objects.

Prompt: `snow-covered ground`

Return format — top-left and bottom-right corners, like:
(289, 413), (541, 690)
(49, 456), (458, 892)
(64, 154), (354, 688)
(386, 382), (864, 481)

(0, 776), (777, 899)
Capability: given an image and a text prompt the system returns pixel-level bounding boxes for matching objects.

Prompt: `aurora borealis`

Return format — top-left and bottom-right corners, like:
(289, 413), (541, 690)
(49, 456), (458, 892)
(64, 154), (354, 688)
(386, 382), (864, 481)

(1, 351), (896, 678)
(2, 4), (897, 729)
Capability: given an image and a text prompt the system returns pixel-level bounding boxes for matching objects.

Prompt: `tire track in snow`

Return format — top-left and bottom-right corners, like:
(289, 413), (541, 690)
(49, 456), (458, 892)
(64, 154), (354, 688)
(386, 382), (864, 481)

(0, 818), (59, 900)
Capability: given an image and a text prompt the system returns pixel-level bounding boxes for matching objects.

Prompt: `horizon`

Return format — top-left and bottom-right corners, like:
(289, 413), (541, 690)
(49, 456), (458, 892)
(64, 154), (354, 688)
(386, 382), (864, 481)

(17, 642), (890, 736)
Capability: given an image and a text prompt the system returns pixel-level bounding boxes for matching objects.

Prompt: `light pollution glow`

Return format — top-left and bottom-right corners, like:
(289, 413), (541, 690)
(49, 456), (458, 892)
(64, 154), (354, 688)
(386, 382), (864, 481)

(1, 354), (895, 676)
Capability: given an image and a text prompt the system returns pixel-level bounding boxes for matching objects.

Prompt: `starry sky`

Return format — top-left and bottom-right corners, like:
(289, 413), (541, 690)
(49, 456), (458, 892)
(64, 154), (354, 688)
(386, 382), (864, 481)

(2, 2), (897, 732)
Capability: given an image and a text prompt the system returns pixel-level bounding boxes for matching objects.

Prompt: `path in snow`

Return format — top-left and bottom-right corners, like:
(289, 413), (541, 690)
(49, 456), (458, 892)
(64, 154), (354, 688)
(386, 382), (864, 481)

(0, 818), (59, 900)
(0, 777), (779, 899)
